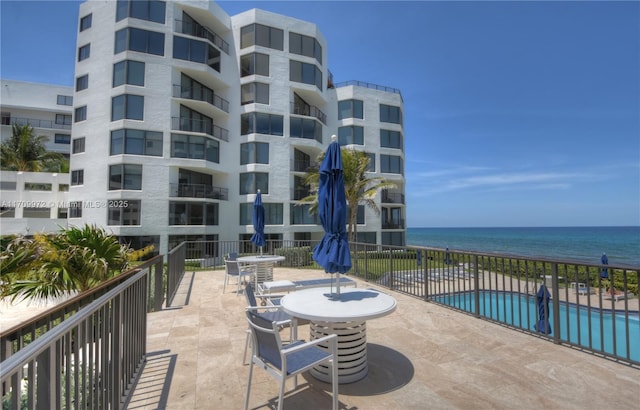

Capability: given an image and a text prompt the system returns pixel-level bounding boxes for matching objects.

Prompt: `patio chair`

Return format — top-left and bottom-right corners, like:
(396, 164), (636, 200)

(224, 259), (255, 295)
(244, 308), (339, 410)
(243, 283), (296, 364)
(226, 252), (238, 260)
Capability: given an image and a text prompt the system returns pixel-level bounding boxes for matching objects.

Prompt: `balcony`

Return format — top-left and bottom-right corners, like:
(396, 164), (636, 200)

(170, 183), (228, 200)
(382, 219), (405, 229)
(2, 116), (71, 131)
(171, 117), (229, 142)
(173, 85), (229, 113)
(290, 101), (327, 125)
(381, 192), (405, 204)
(174, 19), (229, 54)
(291, 159), (315, 172)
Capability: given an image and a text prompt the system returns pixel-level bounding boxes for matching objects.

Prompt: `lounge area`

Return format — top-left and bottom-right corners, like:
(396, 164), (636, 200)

(126, 267), (640, 409)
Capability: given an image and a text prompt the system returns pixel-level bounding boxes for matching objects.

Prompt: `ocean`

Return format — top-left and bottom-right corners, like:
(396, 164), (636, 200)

(406, 227), (640, 267)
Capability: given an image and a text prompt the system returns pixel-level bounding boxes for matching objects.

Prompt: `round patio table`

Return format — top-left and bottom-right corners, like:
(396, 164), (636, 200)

(237, 255), (285, 284)
(280, 286), (397, 383)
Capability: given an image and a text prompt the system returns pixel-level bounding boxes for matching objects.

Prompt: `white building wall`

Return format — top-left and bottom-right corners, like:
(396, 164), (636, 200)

(1, 0), (406, 249)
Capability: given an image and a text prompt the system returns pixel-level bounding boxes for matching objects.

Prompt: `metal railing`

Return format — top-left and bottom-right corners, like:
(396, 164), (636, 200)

(0, 254), (186, 408)
(171, 117), (229, 142)
(174, 19), (229, 54)
(172, 84), (229, 113)
(3, 239), (636, 408)
(334, 80), (403, 100)
(290, 102), (327, 124)
(382, 192), (405, 204)
(169, 183), (228, 200)
(2, 117), (72, 131)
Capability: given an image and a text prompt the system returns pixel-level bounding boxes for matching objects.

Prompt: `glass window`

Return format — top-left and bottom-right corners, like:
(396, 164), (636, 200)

(290, 204), (317, 225)
(241, 23), (283, 50)
(240, 142), (269, 165)
(57, 95), (73, 106)
(71, 170), (84, 185)
(72, 137), (85, 154)
(380, 129), (403, 149)
(239, 172), (268, 195)
(289, 32), (322, 64)
(74, 106), (87, 122)
(76, 74), (89, 91)
(56, 114), (72, 125)
(169, 202), (217, 226)
(366, 153), (375, 172)
(80, 13), (92, 31)
(110, 129), (162, 156)
(111, 94), (144, 121)
(114, 27), (164, 56)
(357, 205), (365, 225)
(109, 164), (142, 190)
(241, 82), (269, 105)
(338, 99), (363, 120)
(241, 112), (283, 136)
(108, 199), (141, 226)
(173, 36), (220, 71)
(116, 0), (165, 24)
(380, 104), (403, 124)
(78, 44), (90, 61)
(289, 60), (322, 90)
(55, 134), (71, 144)
(338, 125), (364, 145)
(289, 117), (322, 142)
(113, 60), (145, 87)
(381, 154), (403, 174)
(170, 134), (218, 163)
(240, 53), (269, 77)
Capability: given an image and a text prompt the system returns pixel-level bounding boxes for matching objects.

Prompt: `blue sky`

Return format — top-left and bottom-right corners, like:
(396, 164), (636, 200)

(1, 1), (638, 228)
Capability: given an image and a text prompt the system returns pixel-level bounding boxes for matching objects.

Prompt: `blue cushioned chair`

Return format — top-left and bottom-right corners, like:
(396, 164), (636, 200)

(244, 308), (339, 410)
(224, 259), (255, 295)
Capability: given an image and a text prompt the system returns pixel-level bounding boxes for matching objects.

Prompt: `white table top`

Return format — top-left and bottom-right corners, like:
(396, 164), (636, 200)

(237, 255), (285, 263)
(280, 287), (397, 322)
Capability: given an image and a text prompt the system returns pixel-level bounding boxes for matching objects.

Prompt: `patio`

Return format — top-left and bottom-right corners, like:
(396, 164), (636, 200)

(127, 267), (639, 409)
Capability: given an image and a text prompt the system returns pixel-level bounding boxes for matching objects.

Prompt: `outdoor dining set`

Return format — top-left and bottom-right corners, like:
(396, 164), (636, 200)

(222, 137), (398, 410)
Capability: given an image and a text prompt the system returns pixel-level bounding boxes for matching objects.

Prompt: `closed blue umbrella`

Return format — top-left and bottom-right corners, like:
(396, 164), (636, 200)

(250, 189), (265, 255)
(536, 284), (552, 334)
(600, 253), (609, 279)
(313, 136), (351, 296)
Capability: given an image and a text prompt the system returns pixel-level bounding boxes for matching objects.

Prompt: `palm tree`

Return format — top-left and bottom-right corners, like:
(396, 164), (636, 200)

(301, 148), (396, 243)
(0, 124), (65, 172)
(1, 225), (132, 301)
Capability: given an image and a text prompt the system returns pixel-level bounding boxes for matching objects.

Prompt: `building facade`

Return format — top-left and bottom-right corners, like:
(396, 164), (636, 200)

(2, 0), (406, 254)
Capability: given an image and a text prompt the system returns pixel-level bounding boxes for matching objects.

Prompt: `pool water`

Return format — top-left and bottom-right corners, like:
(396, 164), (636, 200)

(434, 291), (639, 362)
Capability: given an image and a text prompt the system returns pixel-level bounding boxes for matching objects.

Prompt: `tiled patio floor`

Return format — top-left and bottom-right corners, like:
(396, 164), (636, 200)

(127, 268), (639, 409)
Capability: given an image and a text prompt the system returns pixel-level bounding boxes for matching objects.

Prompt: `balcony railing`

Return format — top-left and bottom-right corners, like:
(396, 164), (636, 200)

(382, 192), (405, 204)
(290, 102), (327, 125)
(2, 117), (71, 131)
(382, 219), (405, 229)
(174, 19), (229, 54)
(1, 240), (637, 408)
(173, 85), (229, 113)
(291, 159), (315, 172)
(291, 187), (311, 200)
(170, 183), (228, 200)
(0, 253), (186, 409)
(334, 80), (403, 101)
(171, 117), (229, 142)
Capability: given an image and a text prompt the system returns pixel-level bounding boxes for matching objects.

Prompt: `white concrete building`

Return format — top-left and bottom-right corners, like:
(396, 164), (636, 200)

(1, 80), (74, 235)
(2, 0), (405, 254)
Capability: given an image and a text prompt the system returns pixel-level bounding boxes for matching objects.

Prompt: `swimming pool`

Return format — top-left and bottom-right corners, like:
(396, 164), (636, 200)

(433, 291), (639, 362)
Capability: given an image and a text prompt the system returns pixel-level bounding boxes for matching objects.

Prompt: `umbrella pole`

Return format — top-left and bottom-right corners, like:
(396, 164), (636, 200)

(336, 273), (341, 296)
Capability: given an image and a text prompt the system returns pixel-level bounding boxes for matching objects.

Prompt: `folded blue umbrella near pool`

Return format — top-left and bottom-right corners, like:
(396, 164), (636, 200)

(536, 284), (552, 334)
